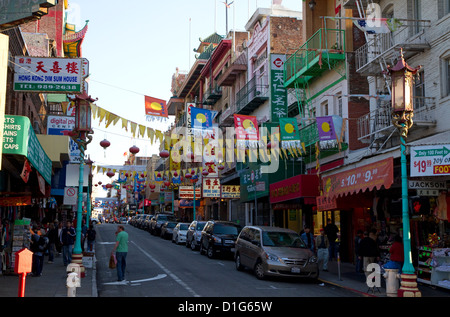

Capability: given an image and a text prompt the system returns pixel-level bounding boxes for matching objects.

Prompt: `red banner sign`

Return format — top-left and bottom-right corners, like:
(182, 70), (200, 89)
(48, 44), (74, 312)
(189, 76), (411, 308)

(270, 175), (319, 204)
(322, 157), (393, 198)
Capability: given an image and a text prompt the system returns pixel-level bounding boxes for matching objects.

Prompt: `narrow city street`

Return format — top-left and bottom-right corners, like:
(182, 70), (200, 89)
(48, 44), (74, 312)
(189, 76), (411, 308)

(95, 223), (359, 298)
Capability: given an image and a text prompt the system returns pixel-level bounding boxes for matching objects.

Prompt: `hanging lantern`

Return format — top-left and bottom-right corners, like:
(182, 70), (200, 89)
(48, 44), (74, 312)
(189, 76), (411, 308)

(129, 145), (140, 154)
(94, 184), (98, 187)
(164, 181), (170, 187)
(106, 171), (115, 178)
(157, 172), (161, 178)
(106, 184), (113, 189)
(100, 139), (110, 149)
(185, 173), (192, 179)
(149, 184), (156, 189)
(173, 171), (178, 177)
(202, 169), (209, 177)
(159, 149), (170, 158)
(218, 164), (224, 171)
(98, 181), (102, 185)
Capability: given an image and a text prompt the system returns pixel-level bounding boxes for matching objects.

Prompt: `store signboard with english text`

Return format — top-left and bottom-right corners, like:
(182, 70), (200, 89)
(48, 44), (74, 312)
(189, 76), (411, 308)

(410, 145), (450, 177)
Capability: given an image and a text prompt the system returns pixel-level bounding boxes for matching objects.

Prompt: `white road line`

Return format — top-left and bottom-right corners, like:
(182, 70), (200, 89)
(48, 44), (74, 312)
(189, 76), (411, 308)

(131, 241), (201, 297)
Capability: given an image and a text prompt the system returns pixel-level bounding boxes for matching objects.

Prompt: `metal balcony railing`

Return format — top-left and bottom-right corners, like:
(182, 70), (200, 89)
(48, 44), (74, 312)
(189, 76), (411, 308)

(236, 76), (269, 114)
(203, 84), (222, 105)
(357, 96), (436, 141)
(355, 19), (431, 74)
(284, 28), (345, 88)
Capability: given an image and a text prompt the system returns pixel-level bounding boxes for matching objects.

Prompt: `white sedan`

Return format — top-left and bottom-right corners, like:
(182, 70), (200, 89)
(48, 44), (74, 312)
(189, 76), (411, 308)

(172, 222), (190, 245)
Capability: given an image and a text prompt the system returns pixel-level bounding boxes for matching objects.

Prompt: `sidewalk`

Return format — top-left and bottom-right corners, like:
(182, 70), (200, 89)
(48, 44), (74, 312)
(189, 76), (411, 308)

(318, 258), (450, 297)
(0, 251), (97, 298)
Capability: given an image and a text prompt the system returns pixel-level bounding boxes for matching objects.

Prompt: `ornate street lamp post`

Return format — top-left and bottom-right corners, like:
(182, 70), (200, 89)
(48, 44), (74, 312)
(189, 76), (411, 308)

(387, 49), (421, 297)
(69, 92), (97, 276)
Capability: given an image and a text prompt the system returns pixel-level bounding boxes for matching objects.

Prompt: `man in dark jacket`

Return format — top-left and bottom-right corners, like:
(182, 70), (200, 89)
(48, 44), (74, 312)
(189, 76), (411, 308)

(61, 221), (76, 266)
(358, 231), (380, 278)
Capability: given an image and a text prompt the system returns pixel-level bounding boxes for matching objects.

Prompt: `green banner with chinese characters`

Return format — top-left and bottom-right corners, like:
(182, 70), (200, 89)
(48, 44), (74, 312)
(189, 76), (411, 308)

(240, 164), (269, 203)
(3, 115), (52, 184)
(270, 54), (288, 122)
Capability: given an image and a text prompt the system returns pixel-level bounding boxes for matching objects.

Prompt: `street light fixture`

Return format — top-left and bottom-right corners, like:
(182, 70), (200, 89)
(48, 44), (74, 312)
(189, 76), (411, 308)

(387, 49), (421, 297)
(69, 91), (97, 277)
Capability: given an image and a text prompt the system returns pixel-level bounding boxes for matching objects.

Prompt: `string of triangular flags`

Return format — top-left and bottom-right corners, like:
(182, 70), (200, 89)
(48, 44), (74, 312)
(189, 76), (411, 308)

(75, 102), (166, 145)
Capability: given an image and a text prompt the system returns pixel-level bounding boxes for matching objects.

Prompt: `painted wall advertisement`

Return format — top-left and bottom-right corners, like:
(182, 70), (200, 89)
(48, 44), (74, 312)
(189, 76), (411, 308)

(410, 145), (450, 177)
(46, 115), (80, 163)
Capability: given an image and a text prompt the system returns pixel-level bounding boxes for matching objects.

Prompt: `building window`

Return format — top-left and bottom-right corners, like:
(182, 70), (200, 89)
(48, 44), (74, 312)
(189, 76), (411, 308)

(321, 101), (328, 116)
(443, 57), (450, 98)
(414, 70), (425, 109)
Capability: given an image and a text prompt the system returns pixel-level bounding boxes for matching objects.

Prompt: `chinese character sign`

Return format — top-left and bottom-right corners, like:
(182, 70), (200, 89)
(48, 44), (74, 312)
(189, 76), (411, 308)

(202, 178), (221, 198)
(14, 57), (83, 93)
(270, 54), (287, 122)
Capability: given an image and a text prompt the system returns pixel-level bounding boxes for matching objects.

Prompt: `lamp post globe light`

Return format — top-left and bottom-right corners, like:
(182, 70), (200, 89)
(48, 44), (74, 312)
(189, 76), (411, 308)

(69, 92), (97, 276)
(387, 49), (421, 297)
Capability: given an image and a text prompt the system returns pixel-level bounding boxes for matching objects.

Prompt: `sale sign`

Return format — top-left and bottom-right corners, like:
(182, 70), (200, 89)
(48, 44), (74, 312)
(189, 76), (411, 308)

(410, 145), (450, 176)
(322, 157), (393, 198)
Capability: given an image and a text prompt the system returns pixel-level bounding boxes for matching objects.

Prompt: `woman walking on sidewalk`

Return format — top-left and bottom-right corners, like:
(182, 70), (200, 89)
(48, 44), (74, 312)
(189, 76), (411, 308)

(113, 225), (128, 282)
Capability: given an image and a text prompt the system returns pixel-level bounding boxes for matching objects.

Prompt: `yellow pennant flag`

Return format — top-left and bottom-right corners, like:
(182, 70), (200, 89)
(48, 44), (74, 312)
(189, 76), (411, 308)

(130, 122), (137, 137)
(155, 130), (163, 144)
(139, 124), (146, 138)
(90, 103), (98, 119)
(121, 118), (128, 131)
(98, 108), (107, 124)
(147, 128), (155, 144)
(105, 113), (118, 128)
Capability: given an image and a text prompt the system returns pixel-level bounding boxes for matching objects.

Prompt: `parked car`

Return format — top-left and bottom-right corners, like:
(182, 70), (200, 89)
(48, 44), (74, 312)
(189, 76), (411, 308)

(150, 213), (177, 235)
(186, 221), (207, 250)
(142, 215), (154, 231)
(160, 221), (177, 239)
(234, 226), (319, 280)
(119, 217), (128, 224)
(199, 220), (242, 259)
(172, 222), (190, 244)
(137, 214), (150, 229)
(131, 214), (144, 227)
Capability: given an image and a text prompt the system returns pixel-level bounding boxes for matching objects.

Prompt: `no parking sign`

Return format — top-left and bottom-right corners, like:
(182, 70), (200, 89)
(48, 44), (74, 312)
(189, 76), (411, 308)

(64, 187), (77, 205)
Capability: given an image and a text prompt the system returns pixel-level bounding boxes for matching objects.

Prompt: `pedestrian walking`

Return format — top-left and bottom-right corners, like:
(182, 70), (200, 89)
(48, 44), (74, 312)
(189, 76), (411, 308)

(358, 231), (380, 278)
(300, 226), (315, 253)
(315, 228), (330, 271)
(112, 225), (128, 282)
(30, 228), (48, 276)
(324, 219), (339, 261)
(354, 230), (363, 273)
(46, 223), (58, 263)
(86, 224), (96, 252)
(61, 221), (76, 266)
(56, 221), (63, 255)
(81, 219), (87, 252)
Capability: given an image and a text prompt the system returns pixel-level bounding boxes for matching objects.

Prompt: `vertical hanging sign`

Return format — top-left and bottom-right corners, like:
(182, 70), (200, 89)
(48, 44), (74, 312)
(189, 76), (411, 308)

(270, 54), (287, 123)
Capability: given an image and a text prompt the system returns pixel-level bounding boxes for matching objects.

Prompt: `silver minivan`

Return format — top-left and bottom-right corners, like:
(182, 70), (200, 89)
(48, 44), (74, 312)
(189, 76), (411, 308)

(234, 226), (319, 280)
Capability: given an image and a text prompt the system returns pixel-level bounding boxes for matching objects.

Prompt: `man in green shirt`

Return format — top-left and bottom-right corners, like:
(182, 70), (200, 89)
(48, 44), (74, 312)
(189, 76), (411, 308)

(113, 225), (128, 282)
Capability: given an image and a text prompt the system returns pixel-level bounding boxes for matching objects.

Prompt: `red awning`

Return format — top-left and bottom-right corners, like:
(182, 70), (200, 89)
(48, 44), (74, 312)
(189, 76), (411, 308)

(322, 157), (394, 198)
(270, 175), (319, 204)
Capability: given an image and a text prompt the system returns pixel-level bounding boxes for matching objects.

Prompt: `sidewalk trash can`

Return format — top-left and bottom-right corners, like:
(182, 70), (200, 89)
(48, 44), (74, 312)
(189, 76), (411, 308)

(383, 268), (400, 297)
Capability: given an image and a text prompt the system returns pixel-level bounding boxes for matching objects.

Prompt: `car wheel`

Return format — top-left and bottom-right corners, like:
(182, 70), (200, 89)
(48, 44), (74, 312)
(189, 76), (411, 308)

(185, 238), (190, 248)
(207, 245), (215, 259)
(254, 261), (265, 280)
(235, 253), (244, 271)
(190, 239), (197, 251)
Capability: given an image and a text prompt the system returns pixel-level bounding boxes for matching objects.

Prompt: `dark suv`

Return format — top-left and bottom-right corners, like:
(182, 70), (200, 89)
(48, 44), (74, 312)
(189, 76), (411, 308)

(186, 221), (207, 250)
(149, 213), (177, 236)
(200, 220), (242, 259)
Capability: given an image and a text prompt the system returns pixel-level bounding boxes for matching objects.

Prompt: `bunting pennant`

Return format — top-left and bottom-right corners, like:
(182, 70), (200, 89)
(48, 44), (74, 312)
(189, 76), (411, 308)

(279, 118), (301, 150)
(145, 95), (168, 122)
(191, 107), (213, 136)
(234, 114), (259, 149)
(316, 115), (343, 142)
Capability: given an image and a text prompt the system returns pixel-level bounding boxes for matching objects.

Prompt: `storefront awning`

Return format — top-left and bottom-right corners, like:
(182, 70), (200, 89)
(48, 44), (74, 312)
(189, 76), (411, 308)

(270, 174), (319, 204)
(322, 157), (394, 198)
(36, 134), (70, 168)
(3, 115), (52, 184)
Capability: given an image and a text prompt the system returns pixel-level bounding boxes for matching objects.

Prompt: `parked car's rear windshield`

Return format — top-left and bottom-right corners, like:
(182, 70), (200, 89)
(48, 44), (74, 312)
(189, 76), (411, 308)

(213, 224), (240, 235)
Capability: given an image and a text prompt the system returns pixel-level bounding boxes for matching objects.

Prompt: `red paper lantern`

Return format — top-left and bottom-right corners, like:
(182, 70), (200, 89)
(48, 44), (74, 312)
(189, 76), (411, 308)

(98, 181), (102, 185)
(149, 184), (156, 189)
(173, 171), (178, 177)
(202, 170), (209, 176)
(185, 173), (192, 179)
(100, 139), (110, 149)
(164, 181), (170, 187)
(129, 145), (140, 154)
(106, 184), (112, 188)
(106, 171), (115, 178)
(159, 150), (170, 158)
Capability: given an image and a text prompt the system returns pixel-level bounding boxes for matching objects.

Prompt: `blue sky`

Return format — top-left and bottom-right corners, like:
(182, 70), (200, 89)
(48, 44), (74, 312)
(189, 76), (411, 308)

(68, 0), (303, 171)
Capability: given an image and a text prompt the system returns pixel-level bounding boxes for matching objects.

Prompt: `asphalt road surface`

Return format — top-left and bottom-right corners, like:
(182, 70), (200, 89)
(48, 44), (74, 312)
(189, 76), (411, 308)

(95, 223), (360, 298)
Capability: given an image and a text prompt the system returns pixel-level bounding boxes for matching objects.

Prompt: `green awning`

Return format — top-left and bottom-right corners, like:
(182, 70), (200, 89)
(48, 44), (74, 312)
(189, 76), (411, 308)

(3, 115), (52, 184)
